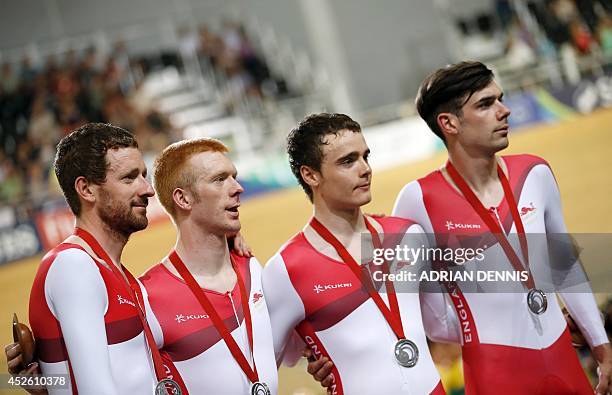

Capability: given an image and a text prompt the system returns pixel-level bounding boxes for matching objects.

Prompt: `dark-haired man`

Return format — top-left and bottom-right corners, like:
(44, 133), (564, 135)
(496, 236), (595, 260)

(26, 123), (159, 394)
(263, 113), (447, 394)
(393, 61), (611, 394)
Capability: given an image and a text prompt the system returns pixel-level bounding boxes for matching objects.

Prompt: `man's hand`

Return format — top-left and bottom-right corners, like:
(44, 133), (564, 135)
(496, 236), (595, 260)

(562, 307), (587, 347)
(593, 343), (612, 395)
(5, 343), (47, 395)
(304, 348), (335, 392)
(6, 343), (38, 375)
(228, 232), (252, 257)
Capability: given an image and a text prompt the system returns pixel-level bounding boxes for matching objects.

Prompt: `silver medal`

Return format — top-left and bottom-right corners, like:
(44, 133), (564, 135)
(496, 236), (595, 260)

(155, 379), (182, 395)
(527, 288), (547, 315)
(251, 381), (271, 395)
(394, 339), (419, 368)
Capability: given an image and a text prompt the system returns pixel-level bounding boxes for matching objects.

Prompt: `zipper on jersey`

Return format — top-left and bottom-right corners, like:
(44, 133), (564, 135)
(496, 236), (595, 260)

(227, 291), (255, 368)
(489, 207), (506, 236)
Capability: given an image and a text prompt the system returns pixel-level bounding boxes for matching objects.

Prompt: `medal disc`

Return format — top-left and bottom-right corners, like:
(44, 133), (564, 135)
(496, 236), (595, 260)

(251, 381), (271, 395)
(155, 379), (182, 395)
(394, 339), (419, 368)
(527, 288), (547, 315)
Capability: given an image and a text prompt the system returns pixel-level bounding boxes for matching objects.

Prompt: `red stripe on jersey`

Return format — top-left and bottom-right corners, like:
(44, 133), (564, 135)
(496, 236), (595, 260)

(163, 313), (245, 362)
(306, 287), (368, 331)
(37, 337), (68, 363)
(141, 252), (253, 362)
(105, 315), (144, 344)
(37, 315), (143, 363)
(297, 321), (344, 395)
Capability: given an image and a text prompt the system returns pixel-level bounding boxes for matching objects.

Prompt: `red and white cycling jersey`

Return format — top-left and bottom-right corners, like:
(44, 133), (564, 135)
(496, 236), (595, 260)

(263, 216), (445, 395)
(139, 252), (278, 395)
(29, 244), (157, 394)
(392, 154), (609, 394)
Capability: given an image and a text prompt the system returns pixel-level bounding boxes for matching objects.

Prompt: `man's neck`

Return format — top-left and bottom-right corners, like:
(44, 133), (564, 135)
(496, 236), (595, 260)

(174, 221), (231, 277)
(312, 198), (367, 244)
(445, 145), (508, 208)
(447, 145), (500, 193)
(75, 215), (127, 268)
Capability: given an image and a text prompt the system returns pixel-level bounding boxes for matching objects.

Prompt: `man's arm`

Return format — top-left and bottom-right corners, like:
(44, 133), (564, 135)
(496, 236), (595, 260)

(400, 223), (462, 344)
(539, 164), (611, 394)
(392, 184), (462, 344)
(45, 249), (119, 394)
(262, 254), (306, 366)
(263, 254), (335, 391)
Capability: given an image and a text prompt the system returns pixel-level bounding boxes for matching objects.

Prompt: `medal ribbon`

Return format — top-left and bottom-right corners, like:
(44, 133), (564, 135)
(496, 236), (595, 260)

(445, 161), (534, 289)
(168, 250), (260, 385)
(73, 228), (167, 381)
(309, 217), (407, 341)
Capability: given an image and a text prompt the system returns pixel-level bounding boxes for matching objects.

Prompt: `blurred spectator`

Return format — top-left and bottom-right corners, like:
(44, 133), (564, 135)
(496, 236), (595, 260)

(598, 14), (612, 55)
(1, 63), (19, 94)
(505, 17), (538, 68)
(0, 159), (24, 205)
(570, 17), (595, 53)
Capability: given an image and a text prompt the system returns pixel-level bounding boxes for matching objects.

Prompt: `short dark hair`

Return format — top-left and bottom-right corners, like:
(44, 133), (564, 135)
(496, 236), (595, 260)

(287, 113), (361, 202)
(54, 123), (138, 216)
(416, 61), (494, 143)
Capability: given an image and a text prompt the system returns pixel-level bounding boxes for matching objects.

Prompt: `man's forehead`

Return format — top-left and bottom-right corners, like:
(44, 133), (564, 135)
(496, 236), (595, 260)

(189, 150), (235, 174)
(321, 130), (366, 155)
(467, 81), (502, 102)
(106, 147), (144, 169)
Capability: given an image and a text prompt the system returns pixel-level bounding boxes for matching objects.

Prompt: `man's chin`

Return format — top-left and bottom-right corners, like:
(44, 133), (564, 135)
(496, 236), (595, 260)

(229, 222), (242, 234)
(357, 193), (372, 207)
(495, 136), (510, 150)
(127, 215), (149, 233)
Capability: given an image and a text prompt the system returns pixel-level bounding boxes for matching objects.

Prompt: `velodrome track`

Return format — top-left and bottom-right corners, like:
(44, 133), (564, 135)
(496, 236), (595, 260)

(1, 108), (611, 394)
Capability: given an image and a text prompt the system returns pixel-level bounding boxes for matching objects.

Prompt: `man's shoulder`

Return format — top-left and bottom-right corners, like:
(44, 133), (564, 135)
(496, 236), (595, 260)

(503, 153), (550, 170)
(37, 244), (98, 281)
(372, 215), (421, 233)
(276, 232), (309, 256)
(42, 243), (90, 265)
(399, 168), (445, 198)
(267, 232), (317, 270)
(138, 262), (170, 292)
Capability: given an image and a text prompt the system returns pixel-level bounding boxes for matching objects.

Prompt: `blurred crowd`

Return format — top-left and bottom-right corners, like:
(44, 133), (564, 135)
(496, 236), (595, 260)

(459, 0), (612, 69)
(0, 45), (176, 207)
(505, 0), (612, 66)
(0, 20), (285, 208)
(186, 20), (289, 111)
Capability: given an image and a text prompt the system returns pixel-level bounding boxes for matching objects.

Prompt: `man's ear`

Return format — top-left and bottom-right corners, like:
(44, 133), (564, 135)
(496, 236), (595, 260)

(300, 165), (321, 190)
(172, 187), (193, 212)
(436, 112), (460, 138)
(74, 176), (96, 205)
